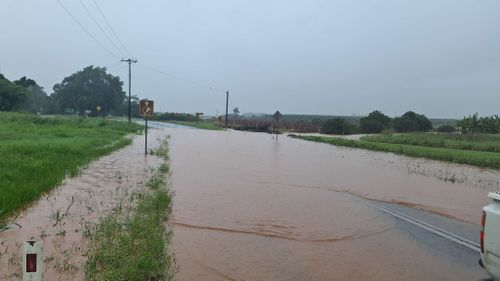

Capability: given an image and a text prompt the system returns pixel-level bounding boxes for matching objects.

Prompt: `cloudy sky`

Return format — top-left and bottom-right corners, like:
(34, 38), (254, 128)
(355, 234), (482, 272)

(1, 0), (500, 118)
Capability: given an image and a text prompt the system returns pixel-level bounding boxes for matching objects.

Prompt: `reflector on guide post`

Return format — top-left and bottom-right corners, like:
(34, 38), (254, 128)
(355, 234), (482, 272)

(23, 240), (43, 281)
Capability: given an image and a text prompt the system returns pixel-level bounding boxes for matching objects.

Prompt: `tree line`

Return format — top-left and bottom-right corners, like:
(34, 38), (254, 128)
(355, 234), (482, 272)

(321, 110), (500, 135)
(320, 110), (433, 135)
(0, 66), (139, 117)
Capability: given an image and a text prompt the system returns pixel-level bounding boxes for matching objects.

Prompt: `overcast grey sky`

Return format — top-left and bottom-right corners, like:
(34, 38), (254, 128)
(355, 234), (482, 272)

(1, 0), (500, 118)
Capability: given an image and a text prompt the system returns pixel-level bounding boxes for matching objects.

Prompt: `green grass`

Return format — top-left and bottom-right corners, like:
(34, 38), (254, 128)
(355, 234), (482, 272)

(84, 157), (172, 281)
(361, 133), (500, 153)
(0, 112), (141, 224)
(290, 134), (500, 169)
(160, 120), (223, 130)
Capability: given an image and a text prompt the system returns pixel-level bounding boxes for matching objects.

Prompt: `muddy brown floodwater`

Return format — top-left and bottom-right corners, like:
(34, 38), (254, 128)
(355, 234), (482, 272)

(0, 130), (167, 280)
(167, 128), (499, 281)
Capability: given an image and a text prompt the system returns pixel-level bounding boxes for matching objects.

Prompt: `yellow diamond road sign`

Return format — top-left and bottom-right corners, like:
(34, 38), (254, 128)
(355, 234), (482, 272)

(139, 99), (154, 117)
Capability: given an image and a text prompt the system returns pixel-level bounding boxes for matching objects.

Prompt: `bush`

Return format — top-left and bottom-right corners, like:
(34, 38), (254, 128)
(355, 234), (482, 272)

(321, 118), (357, 135)
(437, 125), (456, 133)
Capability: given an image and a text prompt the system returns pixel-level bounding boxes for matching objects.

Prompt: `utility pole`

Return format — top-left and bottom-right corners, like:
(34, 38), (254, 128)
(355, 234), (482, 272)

(121, 58), (137, 123)
(225, 91), (229, 129)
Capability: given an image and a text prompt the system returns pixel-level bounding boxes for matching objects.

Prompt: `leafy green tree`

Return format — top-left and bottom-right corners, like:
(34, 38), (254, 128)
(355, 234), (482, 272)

(14, 77), (51, 114)
(52, 66), (125, 116)
(360, 110), (391, 133)
(457, 113), (500, 134)
(321, 117), (357, 135)
(392, 111), (432, 132)
(0, 74), (27, 111)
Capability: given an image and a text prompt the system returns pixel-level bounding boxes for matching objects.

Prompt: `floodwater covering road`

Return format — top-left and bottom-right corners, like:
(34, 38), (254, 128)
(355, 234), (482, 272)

(167, 127), (498, 281)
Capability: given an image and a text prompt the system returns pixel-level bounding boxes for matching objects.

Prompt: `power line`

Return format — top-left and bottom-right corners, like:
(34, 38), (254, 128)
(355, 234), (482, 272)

(78, 0), (126, 57)
(139, 63), (224, 94)
(92, 0), (133, 57)
(56, 0), (120, 59)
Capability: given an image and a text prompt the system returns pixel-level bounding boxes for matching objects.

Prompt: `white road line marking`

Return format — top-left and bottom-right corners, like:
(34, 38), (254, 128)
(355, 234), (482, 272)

(370, 203), (480, 252)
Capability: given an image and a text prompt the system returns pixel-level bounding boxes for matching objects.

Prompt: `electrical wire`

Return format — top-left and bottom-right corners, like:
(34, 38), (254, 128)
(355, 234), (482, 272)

(56, 0), (120, 59)
(92, 0), (133, 57)
(78, 0), (127, 57)
(139, 63), (224, 94)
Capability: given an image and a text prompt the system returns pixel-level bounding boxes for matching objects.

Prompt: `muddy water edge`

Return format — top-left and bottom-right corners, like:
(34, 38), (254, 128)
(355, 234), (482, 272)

(168, 128), (499, 281)
(0, 129), (169, 280)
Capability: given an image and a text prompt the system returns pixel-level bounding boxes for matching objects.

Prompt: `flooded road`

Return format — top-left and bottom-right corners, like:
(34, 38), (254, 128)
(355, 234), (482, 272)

(168, 128), (497, 281)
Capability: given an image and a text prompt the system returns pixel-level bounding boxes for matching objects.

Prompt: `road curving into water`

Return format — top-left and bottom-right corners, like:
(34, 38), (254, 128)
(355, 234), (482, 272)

(167, 128), (497, 281)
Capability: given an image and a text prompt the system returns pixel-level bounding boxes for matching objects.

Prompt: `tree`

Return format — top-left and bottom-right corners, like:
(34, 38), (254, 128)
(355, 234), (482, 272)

(233, 107), (240, 116)
(457, 113), (500, 134)
(51, 66), (126, 116)
(321, 117), (357, 135)
(0, 74), (27, 111)
(14, 77), (51, 114)
(272, 110), (282, 136)
(359, 110), (391, 133)
(392, 111), (432, 132)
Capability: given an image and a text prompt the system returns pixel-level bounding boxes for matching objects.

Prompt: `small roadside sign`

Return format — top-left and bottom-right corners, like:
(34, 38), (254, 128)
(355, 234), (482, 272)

(23, 240), (43, 281)
(139, 99), (154, 117)
(96, 105), (102, 112)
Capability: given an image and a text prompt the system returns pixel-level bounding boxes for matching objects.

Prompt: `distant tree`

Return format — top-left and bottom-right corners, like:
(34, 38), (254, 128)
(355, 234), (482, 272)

(478, 115), (500, 134)
(359, 110), (391, 133)
(272, 110), (282, 136)
(321, 117), (357, 135)
(392, 111), (432, 132)
(0, 74), (27, 111)
(13, 77), (51, 114)
(457, 113), (500, 134)
(233, 107), (240, 116)
(51, 66), (125, 116)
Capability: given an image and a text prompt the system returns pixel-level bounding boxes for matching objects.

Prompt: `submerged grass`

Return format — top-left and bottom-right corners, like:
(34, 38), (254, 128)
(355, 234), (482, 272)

(291, 134), (500, 169)
(85, 148), (172, 281)
(0, 112), (141, 223)
(361, 133), (500, 153)
(160, 120), (223, 130)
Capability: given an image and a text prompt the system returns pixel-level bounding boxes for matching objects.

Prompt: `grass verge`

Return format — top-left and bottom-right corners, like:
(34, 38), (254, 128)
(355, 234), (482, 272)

(290, 134), (500, 169)
(361, 133), (500, 153)
(84, 144), (172, 280)
(0, 112), (141, 224)
(160, 120), (223, 130)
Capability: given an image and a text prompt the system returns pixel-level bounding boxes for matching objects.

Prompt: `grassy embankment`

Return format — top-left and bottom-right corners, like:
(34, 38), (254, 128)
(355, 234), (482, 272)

(161, 120), (223, 130)
(291, 133), (500, 169)
(0, 112), (141, 225)
(85, 137), (172, 281)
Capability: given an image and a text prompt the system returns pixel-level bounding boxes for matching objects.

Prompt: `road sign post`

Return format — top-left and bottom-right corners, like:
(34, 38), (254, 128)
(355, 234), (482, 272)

(139, 99), (154, 155)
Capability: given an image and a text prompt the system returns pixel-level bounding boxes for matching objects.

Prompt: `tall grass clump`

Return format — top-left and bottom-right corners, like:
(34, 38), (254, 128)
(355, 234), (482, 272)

(0, 112), (141, 224)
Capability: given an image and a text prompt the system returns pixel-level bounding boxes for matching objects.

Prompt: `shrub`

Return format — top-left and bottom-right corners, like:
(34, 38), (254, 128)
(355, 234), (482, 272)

(437, 125), (456, 133)
(321, 118), (358, 135)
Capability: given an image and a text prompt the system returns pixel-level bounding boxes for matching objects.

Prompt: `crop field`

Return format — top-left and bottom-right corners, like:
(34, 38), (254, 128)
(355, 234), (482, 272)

(291, 134), (500, 169)
(0, 112), (141, 224)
